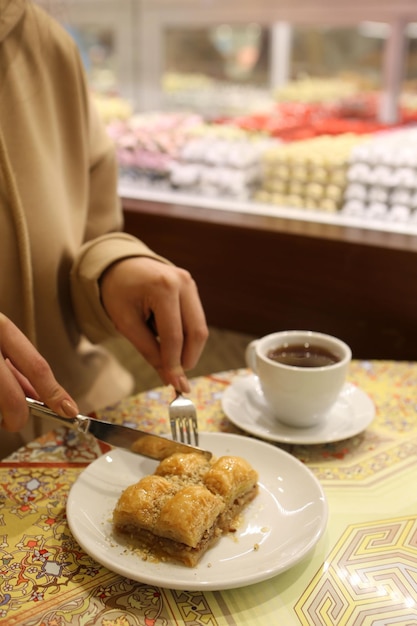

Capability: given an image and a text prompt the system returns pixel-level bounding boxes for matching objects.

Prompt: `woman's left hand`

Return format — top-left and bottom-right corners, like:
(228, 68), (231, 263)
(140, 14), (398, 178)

(99, 257), (209, 392)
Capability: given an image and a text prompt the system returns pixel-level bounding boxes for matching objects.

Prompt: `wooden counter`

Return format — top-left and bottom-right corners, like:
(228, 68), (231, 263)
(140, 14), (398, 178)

(122, 195), (417, 360)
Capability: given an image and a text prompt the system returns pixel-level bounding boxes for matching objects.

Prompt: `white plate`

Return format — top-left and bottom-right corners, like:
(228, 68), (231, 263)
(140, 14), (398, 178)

(67, 432), (327, 590)
(222, 374), (375, 445)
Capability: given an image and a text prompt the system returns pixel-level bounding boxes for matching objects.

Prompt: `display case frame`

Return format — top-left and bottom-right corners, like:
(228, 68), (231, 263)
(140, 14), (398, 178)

(135, 0), (417, 121)
(60, 0), (137, 102)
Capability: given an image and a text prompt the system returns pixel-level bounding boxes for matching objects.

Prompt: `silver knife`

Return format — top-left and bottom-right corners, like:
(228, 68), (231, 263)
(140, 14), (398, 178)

(25, 397), (212, 461)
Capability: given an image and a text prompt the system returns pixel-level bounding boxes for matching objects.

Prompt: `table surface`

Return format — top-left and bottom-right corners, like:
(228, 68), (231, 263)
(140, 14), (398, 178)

(2, 360), (417, 625)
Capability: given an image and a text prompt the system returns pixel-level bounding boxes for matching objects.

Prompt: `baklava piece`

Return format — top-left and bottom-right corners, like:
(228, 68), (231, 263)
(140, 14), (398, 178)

(155, 450), (212, 481)
(113, 452), (258, 567)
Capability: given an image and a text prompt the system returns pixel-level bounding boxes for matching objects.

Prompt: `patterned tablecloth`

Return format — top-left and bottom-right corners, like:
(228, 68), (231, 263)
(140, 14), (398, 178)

(1, 360), (417, 625)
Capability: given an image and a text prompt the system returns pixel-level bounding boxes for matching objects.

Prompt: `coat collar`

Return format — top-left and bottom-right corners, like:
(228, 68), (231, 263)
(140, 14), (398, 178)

(0, 0), (26, 43)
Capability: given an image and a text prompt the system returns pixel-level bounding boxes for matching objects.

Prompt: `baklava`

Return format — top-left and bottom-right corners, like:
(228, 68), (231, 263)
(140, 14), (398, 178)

(113, 452), (258, 567)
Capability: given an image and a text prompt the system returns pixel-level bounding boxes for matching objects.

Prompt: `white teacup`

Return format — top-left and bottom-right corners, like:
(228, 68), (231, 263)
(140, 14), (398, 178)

(245, 330), (352, 428)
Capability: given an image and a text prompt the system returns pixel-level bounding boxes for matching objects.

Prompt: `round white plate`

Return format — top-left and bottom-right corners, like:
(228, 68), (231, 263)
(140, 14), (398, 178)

(67, 432), (328, 590)
(222, 374), (375, 445)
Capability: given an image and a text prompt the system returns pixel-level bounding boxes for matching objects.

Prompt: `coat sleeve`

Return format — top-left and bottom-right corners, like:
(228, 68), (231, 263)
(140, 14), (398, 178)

(70, 90), (170, 344)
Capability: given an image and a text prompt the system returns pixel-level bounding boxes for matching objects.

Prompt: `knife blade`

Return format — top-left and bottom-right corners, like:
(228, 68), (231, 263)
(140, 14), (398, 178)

(25, 397), (212, 461)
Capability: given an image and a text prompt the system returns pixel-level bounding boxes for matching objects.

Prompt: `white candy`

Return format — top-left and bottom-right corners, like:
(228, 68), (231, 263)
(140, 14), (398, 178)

(341, 200), (366, 216)
(347, 163), (372, 184)
(387, 205), (411, 222)
(410, 191), (417, 209)
(181, 139), (207, 162)
(390, 188), (411, 207)
(345, 183), (368, 200)
(366, 202), (388, 220)
(349, 144), (371, 163)
(169, 163), (201, 187)
(368, 186), (389, 203)
(369, 165), (393, 186)
(392, 167), (417, 188)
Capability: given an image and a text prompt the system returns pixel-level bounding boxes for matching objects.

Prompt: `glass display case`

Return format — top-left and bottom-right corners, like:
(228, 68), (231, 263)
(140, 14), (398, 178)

(41, 1), (417, 236)
(42, 0), (136, 101)
(33, 1), (417, 355)
(52, 0), (417, 119)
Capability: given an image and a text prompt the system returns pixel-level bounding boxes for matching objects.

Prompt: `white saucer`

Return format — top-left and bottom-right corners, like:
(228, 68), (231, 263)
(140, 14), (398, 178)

(221, 374), (375, 445)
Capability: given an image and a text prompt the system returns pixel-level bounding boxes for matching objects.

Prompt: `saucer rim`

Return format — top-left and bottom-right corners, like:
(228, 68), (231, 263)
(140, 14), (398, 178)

(221, 374), (375, 445)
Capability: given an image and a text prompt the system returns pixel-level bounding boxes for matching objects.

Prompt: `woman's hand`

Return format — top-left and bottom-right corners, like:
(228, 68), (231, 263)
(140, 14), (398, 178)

(99, 257), (209, 392)
(0, 314), (79, 432)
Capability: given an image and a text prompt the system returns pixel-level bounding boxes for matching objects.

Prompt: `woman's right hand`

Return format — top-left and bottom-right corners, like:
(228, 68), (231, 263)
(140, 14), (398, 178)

(0, 313), (79, 432)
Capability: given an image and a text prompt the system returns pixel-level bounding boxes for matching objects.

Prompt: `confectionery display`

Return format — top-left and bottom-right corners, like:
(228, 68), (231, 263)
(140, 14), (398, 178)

(100, 86), (417, 226)
(112, 452), (259, 567)
(106, 111), (204, 183)
(254, 133), (366, 212)
(342, 127), (417, 223)
(227, 93), (393, 140)
(273, 77), (361, 103)
(168, 124), (276, 199)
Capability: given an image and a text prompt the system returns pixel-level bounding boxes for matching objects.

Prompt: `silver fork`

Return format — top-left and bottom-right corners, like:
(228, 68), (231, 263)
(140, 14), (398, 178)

(169, 390), (199, 446)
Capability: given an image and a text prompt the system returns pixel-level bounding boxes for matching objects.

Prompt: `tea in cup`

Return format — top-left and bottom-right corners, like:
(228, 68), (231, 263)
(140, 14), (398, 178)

(245, 330), (352, 428)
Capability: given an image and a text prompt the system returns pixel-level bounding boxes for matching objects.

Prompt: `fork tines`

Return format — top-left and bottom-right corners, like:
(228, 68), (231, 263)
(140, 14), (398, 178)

(169, 392), (199, 447)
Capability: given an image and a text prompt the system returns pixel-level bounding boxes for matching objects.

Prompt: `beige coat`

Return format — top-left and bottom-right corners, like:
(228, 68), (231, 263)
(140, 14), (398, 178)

(0, 1), (165, 412)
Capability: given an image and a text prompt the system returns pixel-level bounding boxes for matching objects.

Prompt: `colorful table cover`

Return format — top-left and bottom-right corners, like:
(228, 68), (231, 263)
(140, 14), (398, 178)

(1, 360), (417, 625)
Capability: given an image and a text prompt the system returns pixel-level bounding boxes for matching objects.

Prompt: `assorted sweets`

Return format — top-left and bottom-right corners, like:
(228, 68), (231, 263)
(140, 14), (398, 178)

(169, 124), (275, 199)
(99, 86), (417, 224)
(342, 127), (417, 223)
(254, 133), (366, 212)
(226, 93), (393, 141)
(113, 452), (259, 567)
(273, 77), (361, 104)
(106, 111), (204, 183)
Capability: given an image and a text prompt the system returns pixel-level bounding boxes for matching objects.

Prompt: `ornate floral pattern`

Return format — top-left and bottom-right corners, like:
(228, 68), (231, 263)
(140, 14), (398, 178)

(2, 361), (417, 625)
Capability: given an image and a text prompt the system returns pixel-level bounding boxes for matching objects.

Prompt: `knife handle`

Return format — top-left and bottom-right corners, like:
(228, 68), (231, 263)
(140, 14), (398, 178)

(25, 397), (90, 433)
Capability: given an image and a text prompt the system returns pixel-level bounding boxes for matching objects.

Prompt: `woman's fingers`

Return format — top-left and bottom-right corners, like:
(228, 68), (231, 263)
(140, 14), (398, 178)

(0, 314), (78, 431)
